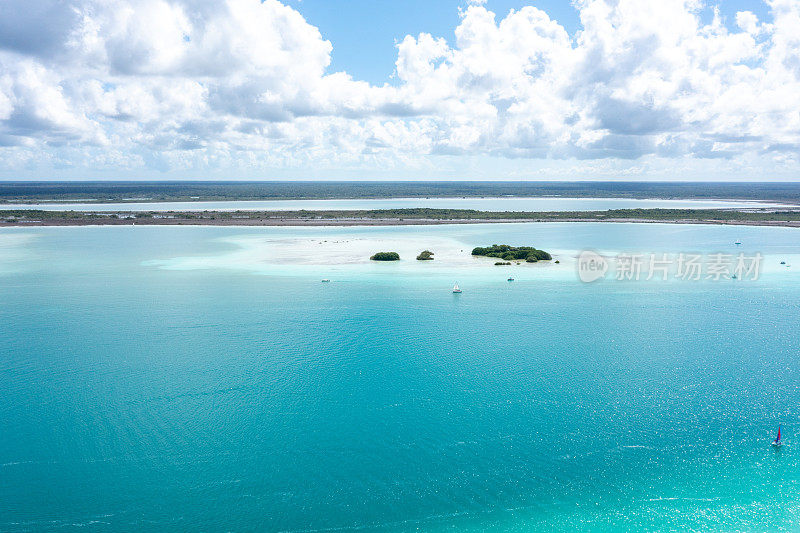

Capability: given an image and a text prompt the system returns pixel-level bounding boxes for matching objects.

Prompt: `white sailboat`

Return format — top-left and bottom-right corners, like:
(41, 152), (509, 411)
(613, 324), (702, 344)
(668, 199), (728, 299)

(452, 283), (462, 293)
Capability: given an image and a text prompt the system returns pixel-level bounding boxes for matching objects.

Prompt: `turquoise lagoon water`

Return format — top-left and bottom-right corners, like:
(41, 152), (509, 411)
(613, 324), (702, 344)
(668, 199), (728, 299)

(2, 197), (793, 212)
(2, 223), (800, 531)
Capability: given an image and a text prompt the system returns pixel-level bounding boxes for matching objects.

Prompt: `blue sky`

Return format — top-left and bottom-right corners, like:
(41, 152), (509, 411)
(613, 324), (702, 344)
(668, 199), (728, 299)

(293, 1), (582, 84)
(0, 0), (797, 181)
(294, 0), (772, 84)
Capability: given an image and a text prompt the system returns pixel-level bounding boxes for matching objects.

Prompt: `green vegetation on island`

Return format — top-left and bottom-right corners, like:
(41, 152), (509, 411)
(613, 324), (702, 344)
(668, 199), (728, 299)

(5, 181), (800, 203)
(370, 252), (400, 261)
(473, 244), (552, 262)
(416, 250), (434, 260)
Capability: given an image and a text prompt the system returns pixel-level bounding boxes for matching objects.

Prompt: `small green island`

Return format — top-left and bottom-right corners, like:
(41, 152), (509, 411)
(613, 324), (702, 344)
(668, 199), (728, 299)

(370, 252), (400, 261)
(416, 250), (434, 260)
(472, 244), (552, 263)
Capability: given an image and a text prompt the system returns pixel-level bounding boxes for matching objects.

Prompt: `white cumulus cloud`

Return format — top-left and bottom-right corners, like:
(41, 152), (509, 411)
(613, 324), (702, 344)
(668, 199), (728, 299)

(0, 0), (798, 178)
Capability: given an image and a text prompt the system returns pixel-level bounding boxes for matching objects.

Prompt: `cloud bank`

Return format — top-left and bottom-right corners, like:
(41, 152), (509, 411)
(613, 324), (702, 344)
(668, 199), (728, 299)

(0, 0), (798, 179)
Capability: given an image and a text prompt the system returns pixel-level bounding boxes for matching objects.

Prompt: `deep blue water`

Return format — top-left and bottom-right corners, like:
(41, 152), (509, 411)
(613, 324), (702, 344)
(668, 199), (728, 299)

(2, 224), (800, 531)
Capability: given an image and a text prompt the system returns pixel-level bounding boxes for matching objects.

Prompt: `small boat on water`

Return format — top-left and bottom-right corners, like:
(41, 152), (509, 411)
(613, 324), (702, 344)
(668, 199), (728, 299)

(452, 283), (462, 293)
(321, 279), (331, 283)
(507, 277), (514, 282)
(781, 261), (786, 265)
(735, 240), (742, 245)
(772, 425), (783, 447)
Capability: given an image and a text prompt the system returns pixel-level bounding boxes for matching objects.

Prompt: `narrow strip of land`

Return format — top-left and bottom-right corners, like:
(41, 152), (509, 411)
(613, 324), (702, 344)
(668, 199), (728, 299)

(4, 208), (800, 228)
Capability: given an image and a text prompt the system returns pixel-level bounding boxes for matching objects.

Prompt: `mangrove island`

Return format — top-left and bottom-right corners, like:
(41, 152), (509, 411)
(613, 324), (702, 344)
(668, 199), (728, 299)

(370, 252), (400, 261)
(472, 244), (552, 263)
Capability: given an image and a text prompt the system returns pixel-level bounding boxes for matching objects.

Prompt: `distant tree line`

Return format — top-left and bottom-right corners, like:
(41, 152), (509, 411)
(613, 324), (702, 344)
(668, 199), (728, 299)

(5, 181), (800, 202)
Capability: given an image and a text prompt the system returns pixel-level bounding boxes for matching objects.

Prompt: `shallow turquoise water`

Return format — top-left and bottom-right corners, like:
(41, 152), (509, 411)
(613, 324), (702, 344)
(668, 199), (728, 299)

(2, 224), (800, 531)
